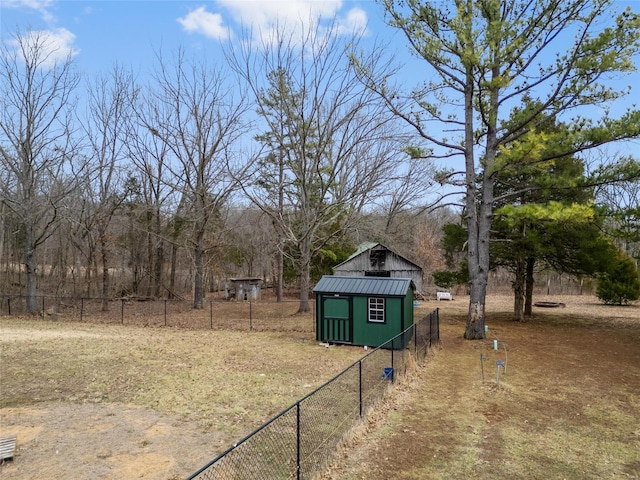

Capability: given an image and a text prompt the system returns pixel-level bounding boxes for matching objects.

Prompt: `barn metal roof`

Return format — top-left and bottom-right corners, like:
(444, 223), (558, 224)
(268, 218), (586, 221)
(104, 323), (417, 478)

(342, 242), (379, 262)
(313, 275), (414, 297)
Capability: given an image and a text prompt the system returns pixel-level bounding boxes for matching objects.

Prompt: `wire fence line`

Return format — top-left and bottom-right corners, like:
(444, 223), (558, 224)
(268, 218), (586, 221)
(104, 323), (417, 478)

(0, 294), (316, 332)
(186, 309), (440, 480)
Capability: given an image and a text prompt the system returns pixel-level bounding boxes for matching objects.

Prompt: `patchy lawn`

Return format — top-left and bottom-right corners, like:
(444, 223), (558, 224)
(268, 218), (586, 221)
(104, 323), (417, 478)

(1, 294), (639, 480)
(0, 316), (362, 479)
(323, 295), (640, 480)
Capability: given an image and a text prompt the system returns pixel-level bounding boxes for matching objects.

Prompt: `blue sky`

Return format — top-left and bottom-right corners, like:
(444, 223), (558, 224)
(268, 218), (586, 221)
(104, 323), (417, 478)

(2, 0), (639, 164)
(0, 1), (395, 78)
(2, 1), (638, 71)
(2, 1), (638, 106)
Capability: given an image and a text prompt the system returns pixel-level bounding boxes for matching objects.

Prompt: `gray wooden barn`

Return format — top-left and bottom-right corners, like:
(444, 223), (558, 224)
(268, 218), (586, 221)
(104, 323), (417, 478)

(332, 242), (423, 295)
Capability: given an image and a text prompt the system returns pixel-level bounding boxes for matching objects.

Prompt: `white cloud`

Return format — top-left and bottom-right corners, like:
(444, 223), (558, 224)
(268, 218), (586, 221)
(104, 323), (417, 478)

(338, 7), (368, 35)
(216, 0), (343, 27)
(1, 0), (54, 9)
(7, 27), (79, 67)
(178, 1), (368, 45)
(2, 0), (56, 23)
(178, 6), (230, 40)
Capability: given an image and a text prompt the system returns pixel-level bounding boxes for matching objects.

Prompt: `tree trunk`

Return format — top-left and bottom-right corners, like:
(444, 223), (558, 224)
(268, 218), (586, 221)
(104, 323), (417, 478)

(298, 265), (311, 313)
(168, 242), (178, 300)
(147, 229), (154, 298)
(154, 239), (163, 298)
(100, 235), (110, 311)
(24, 226), (38, 314)
(276, 149), (285, 303)
(276, 241), (284, 303)
(512, 257), (526, 321)
(464, 39), (500, 338)
(524, 257), (535, 316)
(462, 56), (487, 340)
(193, 233), (204, 309)
(297, 240), (311, 313)
(465, 296), (485, 339)
(463, 190), (493, 337)
(85, 240), (95, 298)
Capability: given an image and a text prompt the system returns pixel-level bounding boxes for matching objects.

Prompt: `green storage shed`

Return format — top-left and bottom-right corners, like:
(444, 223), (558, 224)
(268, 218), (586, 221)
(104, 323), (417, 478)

(313, 275), (415, 349)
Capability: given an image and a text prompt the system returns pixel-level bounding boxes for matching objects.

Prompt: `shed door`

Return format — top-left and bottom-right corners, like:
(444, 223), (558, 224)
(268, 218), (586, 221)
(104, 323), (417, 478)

(320, 296), (352, 344)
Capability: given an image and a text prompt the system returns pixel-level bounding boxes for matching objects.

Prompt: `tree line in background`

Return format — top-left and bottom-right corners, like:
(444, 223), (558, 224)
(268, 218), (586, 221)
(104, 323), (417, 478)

(0, 20), (446, 314)
(2, 1), (640, 326)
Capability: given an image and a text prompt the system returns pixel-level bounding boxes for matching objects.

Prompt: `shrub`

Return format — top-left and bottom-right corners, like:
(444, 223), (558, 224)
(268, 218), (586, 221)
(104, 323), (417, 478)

(596, 256), (640, 305)
(433, 264), (469, 290)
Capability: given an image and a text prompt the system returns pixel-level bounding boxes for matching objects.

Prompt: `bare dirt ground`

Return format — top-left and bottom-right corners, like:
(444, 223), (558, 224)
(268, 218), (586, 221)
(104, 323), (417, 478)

(1, 294), (639, 479)
(0, 403), (219, 479)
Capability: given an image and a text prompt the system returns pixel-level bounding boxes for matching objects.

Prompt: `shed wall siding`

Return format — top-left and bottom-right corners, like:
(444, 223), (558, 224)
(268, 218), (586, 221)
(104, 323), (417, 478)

(335, 251), (413, 272)
(334, 267), (422, 293)
(352, 296), (403, 348)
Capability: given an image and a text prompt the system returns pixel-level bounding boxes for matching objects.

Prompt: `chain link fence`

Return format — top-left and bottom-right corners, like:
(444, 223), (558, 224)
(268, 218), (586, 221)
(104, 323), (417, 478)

(0, 295), (315, 333)
(0, 294), (440, 479)
(186, 309), (440, 480)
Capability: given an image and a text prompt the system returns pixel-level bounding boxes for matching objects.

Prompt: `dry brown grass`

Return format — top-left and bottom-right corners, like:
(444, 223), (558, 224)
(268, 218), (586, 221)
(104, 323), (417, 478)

(1, 294), (639, 479)
(323, 294), (640, 480)
(0, 313), (362, 479)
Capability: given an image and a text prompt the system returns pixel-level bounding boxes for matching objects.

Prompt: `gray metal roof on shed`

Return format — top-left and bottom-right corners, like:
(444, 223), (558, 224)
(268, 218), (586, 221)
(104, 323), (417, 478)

(313, 275), (414, 297)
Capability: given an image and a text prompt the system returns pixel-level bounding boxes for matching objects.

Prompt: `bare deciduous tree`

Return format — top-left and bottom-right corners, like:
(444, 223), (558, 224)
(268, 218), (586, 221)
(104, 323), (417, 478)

(136, 49), (251, 309)
(0, 28), (80, 313)
(230, 18), (418, 313)
(127, 95), (180, 299)
(81, 64), (136, 309)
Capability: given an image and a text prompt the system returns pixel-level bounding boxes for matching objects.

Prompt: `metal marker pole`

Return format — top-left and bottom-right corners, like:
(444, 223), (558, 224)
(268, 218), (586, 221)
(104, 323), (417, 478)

(496, 360), (505, 386)
(480, 353), (488, 382)
(504, 344), (508, 374)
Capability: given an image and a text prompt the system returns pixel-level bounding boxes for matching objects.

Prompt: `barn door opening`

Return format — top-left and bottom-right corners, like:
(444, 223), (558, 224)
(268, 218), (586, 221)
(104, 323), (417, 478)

(320, 296), (352, 344)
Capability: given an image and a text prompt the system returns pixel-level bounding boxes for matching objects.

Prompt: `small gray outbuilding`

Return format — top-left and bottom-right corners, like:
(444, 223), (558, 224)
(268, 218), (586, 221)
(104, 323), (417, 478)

(225, 277), (262, 301)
